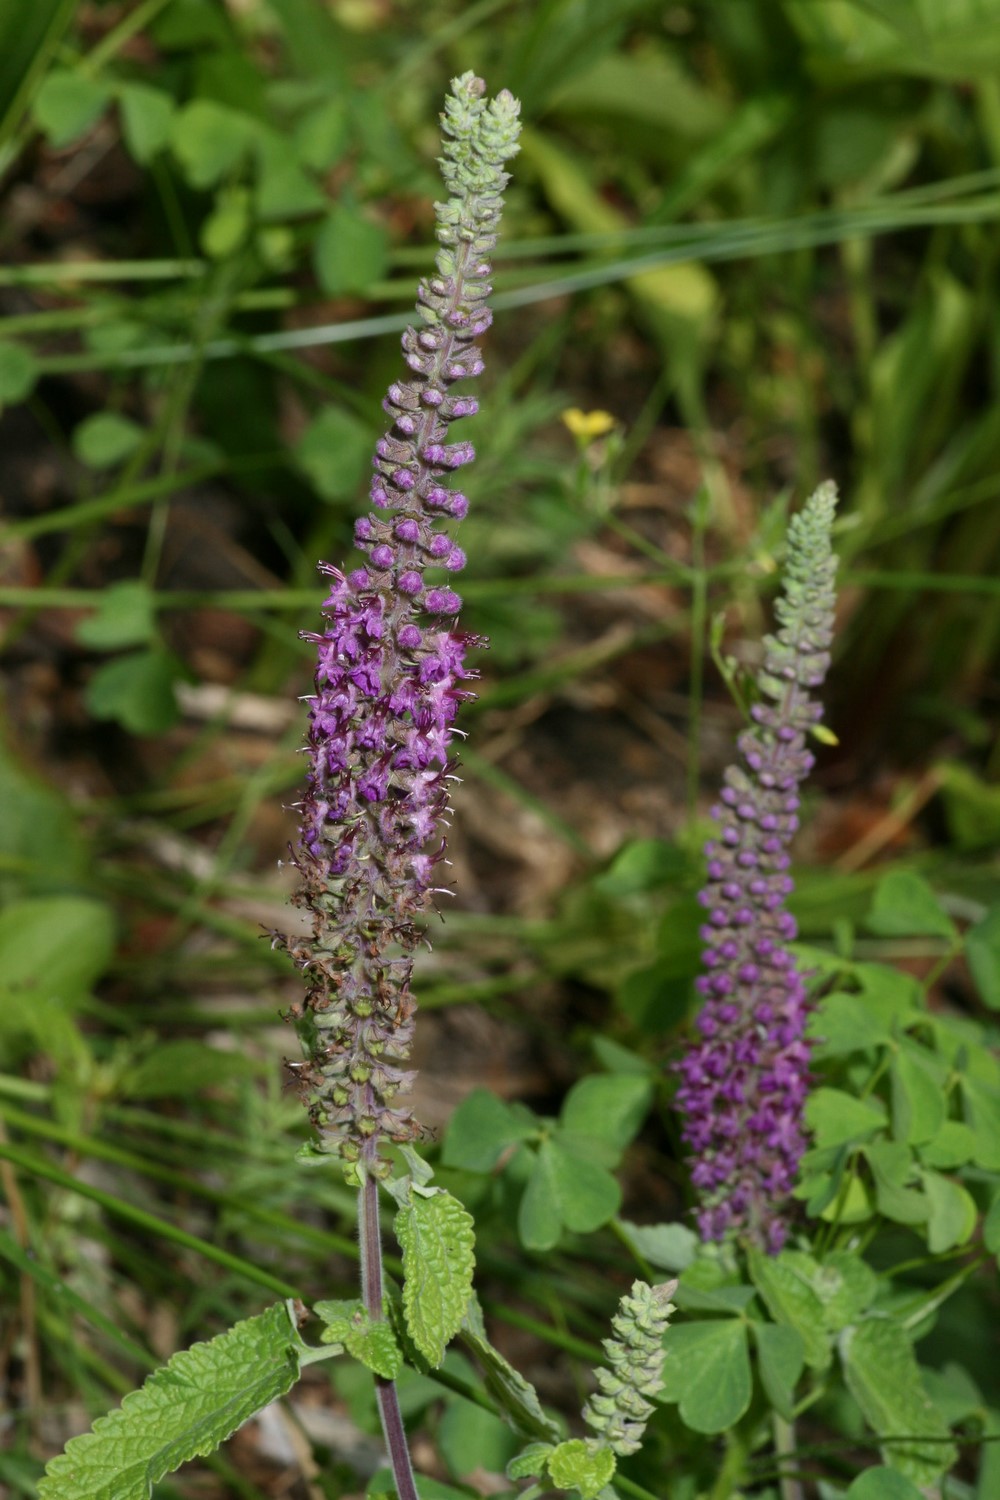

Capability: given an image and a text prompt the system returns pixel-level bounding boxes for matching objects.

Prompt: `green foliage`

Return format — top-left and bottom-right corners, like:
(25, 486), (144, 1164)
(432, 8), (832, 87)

(0, 339), (39, 405)
(395, 1190), (476, 1368)
(295, 406), (374, 502)
(841, 1319), (957, 1489)
(546, 1437), (615, 1498)
(73, 412), (145, 469)
(868, 870), (958, 941)
(8, 5), (1000, 1498)
(37, 1303), (302, 1499)
(32, 69), (109, 146)
(314, 1299), (403, 1379)
(85, 647), (182, 735)
(444, 1071), (651, 1251)
(658, 1317), (752, 1433)
(460, 1296), (561, 1443)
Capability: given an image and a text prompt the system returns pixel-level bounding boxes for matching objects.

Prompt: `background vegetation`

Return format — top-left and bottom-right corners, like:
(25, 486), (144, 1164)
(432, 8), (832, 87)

(2, 1), (1000, 1495)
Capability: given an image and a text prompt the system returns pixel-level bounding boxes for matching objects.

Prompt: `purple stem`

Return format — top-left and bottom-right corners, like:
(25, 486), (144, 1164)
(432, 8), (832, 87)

(359, 1173), (419, 1500)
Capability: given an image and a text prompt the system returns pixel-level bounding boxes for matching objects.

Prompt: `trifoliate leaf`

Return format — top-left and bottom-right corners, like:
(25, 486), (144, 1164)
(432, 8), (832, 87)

(395, 1190), (475, 1367)
(547, 1438), (616, 1499)
(38, 1304), (301, 1499)
(840, 1319), (957, 1488)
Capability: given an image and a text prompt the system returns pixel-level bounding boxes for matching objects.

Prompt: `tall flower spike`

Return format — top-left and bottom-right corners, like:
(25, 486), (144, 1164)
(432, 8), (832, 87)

(282, 75), (521, 1184)
(583, 1280), (678, 1456)
(674, 482), (838, 1252)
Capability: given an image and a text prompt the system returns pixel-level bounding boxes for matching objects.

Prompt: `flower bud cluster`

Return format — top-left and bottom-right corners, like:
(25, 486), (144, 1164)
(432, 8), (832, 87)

(675, 483), (838, 1251)
(583, 1280), (678, 1456)
(282, 75), (520, 1182)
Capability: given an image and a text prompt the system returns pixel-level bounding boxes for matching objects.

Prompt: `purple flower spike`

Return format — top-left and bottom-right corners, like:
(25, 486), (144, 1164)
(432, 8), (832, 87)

(674, 483), (838, 1251)
(280, 75), (521, 1184)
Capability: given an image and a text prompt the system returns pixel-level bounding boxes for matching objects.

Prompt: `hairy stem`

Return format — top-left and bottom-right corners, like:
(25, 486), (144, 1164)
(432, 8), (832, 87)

(359, 1174), (418, 1500)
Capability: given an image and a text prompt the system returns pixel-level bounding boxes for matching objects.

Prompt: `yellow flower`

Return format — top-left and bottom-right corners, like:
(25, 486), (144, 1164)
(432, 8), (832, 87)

(561, 407), (616, 441)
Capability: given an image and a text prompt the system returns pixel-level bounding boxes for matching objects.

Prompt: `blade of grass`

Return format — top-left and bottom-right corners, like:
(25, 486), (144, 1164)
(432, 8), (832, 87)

(0, 1139), (300, 1296)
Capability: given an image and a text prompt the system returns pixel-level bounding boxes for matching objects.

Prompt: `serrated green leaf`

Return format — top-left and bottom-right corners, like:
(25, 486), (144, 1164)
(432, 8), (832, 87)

(750, 1321), (804, 1420)
(33, 70), (109, 147)
(461, 1297), (561, 1444)
(396, 1191), (474, 1368)
(747, 1249), (831, 1371)
(659, 1319), (752, 1433)
(841, 1319), (956, 1488)
(813, 1252), (877, 1332)
(77, 581), (157, 650)
(119, 83), (175, 164)
(921, 1170), (977, 1253)
(38, 1304), (301, 1499)
(868, 871), (957, 941)
(547, 1438), (615, 1499)
(559, 1074), (652, 1163)
(507, 1442), (554, 1479)
(313, 1299), (402, 1378)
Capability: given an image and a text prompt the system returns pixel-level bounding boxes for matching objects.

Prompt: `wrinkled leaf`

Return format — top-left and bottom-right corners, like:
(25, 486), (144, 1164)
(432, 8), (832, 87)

(38, 1304), (301, 1499)
(395, 1190), (475, 1368)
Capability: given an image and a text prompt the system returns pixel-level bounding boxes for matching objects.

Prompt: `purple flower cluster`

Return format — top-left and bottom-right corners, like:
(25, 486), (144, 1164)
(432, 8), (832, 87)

(282, 76), (520, 1182)
(675, 484), (838, 1251)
